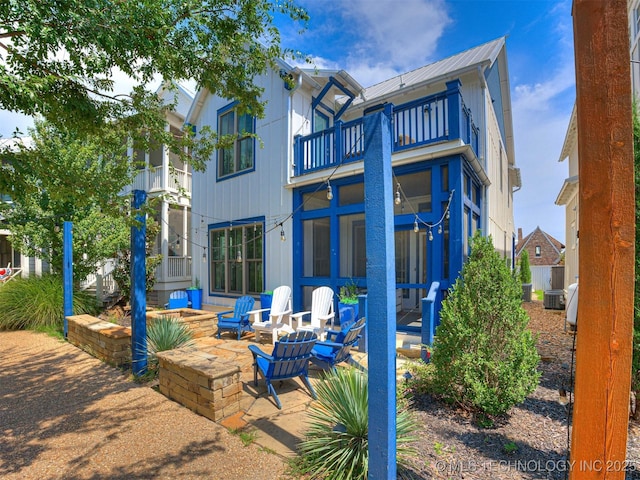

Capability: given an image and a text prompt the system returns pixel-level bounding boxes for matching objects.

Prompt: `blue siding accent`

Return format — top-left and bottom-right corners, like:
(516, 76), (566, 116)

(363, 110), (397, 479)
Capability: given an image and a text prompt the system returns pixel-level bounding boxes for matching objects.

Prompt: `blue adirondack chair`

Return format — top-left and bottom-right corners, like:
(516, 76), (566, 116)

(248, 331), (318, 409)
(165, 290), (189, 309)
(310, 317), (366, 372)
(216, 296), (255, 340)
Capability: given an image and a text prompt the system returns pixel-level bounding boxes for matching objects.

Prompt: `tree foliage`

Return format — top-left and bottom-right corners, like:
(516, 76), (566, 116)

(518, 249), (532, 284)
(0, 0), (308, 169)
(0, 121), (135, 280)
(431, 232), (540, 416)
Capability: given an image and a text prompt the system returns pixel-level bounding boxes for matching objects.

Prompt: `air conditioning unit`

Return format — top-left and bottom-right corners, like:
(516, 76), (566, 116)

(544, 289), (565, 310)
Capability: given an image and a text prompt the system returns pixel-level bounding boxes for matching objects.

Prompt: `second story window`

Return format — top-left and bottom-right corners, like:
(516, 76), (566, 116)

(218, 104), (255, 178)
(535, 245), (541, 257)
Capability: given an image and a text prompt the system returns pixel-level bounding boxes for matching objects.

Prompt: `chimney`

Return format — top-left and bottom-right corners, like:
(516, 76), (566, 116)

(518, 228), (523, 244)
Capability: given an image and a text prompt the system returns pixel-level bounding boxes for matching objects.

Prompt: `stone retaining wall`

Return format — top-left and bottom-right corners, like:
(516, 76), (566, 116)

(156, 348), (242, 423)
(146, 309), (218, 338)
(67, 314), (132, 367)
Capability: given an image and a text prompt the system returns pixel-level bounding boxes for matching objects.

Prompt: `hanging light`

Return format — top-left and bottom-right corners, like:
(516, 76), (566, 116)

(445, 209), (450, 220)
(394, 183), (401, 205)
(428, 228), (433, 241)
(438, 224), (443, 235)
(202, 250), (207, 262)
(236, 249), (242, 263)
(326, 181), (333, 200)
(280, 224), (286, 242)
(413, 218), (419, 233)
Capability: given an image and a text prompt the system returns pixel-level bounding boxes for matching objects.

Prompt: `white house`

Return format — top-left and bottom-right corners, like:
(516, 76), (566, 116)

(186, 37), (520, 333)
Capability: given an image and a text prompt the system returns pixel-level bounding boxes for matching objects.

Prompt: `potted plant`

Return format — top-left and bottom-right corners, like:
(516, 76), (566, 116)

(338, 280), (360, 325)
(519, 250), (533, 302)
(259, 290), (273, 321)
(186, 277), (203, 310)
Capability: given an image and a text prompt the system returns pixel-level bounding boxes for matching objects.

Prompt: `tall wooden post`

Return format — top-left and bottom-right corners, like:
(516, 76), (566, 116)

(363, 107), (396, 479)
(131, 190), (148, 376)
(571, 1), (635, 478)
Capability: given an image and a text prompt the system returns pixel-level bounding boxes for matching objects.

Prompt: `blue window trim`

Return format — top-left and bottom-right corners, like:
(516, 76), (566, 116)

(216, 101), (256, 182)
(207, 215), (266, 298)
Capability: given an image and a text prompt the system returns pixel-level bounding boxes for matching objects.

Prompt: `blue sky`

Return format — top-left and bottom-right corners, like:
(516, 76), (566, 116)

(0, 0), (574, 243)
(278, 0), (575, 243)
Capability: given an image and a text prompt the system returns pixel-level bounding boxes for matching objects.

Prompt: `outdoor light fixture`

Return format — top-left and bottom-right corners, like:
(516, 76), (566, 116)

(445, 209), (450, 220)
(236, 249), (242, 263)
(326, 181), (333, 200)
(202, 250), (207, 262)
(280, 224), (286, 242)
(394, 183), (401, 205)
(413, 218), (419, 233)
(428, 228), (433, 241)
(438, 224), (443, 235)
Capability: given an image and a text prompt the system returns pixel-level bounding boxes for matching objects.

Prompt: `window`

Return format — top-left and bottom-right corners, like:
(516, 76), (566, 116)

(209, 222), (263, 294)
(535, 245), (541, 257)
(218, 105), (255, 178)
(303, 218), (330, 277)
(314, 110), (329, 133)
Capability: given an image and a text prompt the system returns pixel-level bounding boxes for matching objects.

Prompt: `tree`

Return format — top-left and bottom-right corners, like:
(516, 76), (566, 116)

(0, 0), (308, 169)
(0, 120), (134, 280)
(518, 249), (532, 284)
(431, 232), (540, 416)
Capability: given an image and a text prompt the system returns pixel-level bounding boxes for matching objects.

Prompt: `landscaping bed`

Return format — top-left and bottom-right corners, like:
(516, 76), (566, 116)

(403, 300), (640, 479)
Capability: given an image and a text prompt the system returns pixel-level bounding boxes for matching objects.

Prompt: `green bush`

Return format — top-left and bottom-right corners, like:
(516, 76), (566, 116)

(0, 274), (98, 331)
(146, 315), (195, 371)
(518, 249), (532, 284)
(296, 367), (417, 479)
(431, 232), (540, 416)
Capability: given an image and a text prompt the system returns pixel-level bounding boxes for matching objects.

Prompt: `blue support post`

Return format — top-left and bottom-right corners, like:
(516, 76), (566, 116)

(131, 190), (148, 376)
(446, 80), (463, 141)
(363, 108), (396, 479)
(421, 281), (440, 362)
(62, 221), (73, 338)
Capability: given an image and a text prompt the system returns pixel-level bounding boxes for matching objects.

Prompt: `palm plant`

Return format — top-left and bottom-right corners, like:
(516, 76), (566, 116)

(146, 315), (195, 371)
(297, 367), (417, 479)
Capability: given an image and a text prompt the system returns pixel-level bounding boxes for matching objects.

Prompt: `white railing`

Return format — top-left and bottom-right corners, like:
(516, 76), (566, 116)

(132, 166), (191, 196)
(166, 256), (192, 280)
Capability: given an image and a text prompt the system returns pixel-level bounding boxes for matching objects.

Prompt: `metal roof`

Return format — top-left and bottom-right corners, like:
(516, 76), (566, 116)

(355, 37), (506, 104)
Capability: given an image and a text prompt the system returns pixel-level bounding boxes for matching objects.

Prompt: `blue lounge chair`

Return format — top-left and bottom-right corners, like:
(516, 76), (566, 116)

(165, 290), (189, 309)
(248, 331), (318, 409)
(216, 296), (255, 340)
(310, 317), (366, 372)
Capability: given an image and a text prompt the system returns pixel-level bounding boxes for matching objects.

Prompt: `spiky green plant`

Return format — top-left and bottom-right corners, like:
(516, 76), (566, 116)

(146, 315), (195, 370)
(0, 274), (98, 331)
(297, 367), (417, 479)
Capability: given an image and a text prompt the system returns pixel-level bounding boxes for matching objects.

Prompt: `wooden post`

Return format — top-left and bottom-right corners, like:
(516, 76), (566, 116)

(571, 1), (635, 478)
(363, 108), (396, 479)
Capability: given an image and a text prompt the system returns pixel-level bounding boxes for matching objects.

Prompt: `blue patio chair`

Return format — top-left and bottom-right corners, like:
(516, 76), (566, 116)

(165, 290), (189, 309)
(310, 317), (366, 372)
(248, 331), (318, 409)
(216, 296), (255, 340)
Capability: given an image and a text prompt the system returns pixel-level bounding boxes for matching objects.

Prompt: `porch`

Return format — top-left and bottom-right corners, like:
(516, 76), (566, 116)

(293, 80), (479, 177)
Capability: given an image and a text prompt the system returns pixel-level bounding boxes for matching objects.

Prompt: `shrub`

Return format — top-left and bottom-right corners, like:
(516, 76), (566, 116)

(431, 232), (540, 416)
(0, 274), (98, 331)
(146, 315), (195, 371)
(296, 367), (417, 479)
(518, 249), (532, 284)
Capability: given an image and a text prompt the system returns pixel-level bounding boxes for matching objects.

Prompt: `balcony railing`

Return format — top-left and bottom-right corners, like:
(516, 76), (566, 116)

(131, 166), (192, 196)
(294, 80), (479, 176)
(165, 256), (192, 280)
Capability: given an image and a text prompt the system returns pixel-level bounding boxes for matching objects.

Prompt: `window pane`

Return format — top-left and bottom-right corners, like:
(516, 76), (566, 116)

(394, 170), (431, 214)
(339, 183), (364, 206)
(238, 113), (253, 134)
(441, 164), (449, 192)
(303, 218), (330, 276)
(339, 213), (366, 277)
(220, 111), (234, 135)
(221, 148), (234, 176)
(302, 190), (330, 210)
(239, 138), (253, 170)
(395, 230), (410, 283)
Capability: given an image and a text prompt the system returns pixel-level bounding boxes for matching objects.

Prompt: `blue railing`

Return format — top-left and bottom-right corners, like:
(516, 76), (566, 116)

(294, 81), (480, 176)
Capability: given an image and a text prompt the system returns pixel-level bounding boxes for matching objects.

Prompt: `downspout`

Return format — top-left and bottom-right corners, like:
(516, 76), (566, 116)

(479, 65), (490, 236)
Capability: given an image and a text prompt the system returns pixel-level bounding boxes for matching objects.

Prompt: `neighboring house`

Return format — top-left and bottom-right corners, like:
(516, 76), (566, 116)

(187, 37), (520, 334)
(122, 82), (196, 307)
(557, 0), (639, 292)
(515, 226), (565, 290)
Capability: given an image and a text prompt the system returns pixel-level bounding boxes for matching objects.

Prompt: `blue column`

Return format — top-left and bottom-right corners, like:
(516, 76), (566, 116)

(131, 190), (148, 375)
(62, 221), (73, 338)
(446, 79), (462, 141)
(363, 109), (396, 479)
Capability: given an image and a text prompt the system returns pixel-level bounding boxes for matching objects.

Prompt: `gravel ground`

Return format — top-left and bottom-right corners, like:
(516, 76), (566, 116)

(399, 300), (640, 480)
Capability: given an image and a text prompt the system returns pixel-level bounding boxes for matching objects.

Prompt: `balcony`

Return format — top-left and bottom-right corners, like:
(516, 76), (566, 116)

(294, 81), (479, 177)
(131, 166), (192, 197)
